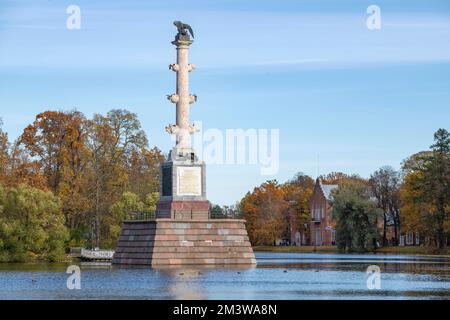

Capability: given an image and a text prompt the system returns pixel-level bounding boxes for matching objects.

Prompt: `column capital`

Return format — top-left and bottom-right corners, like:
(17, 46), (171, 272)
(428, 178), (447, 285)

(171, 38), (193, 47)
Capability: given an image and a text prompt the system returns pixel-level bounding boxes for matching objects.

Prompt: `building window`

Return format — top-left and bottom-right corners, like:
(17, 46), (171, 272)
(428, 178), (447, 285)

(399, 235), (405, 246)
(315, 229), (322, 246)
(313, 204), (321, 221)
(415, 232), (420, 245)
(406, 232), (414, 245)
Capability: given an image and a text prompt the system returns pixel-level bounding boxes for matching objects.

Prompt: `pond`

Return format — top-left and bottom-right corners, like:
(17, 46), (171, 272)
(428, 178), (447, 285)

(0, 252), (449, 300)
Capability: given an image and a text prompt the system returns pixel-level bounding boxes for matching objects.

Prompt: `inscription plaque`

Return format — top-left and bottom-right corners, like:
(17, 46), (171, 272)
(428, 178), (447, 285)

(177, 166), (202, 196)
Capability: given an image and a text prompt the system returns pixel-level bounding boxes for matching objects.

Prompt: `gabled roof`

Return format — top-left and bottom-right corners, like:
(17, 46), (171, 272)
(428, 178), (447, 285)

(320, 183), (338, 201)
(384, 210), (396, 226)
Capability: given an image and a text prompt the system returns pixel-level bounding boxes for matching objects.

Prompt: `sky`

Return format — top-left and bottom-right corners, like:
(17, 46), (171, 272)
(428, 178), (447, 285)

(0, 0), (450, 205)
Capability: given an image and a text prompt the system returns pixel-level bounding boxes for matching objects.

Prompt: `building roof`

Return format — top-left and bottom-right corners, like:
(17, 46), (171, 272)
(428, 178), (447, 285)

(385, 211), (396, 226)
(319, 182), (338, 201)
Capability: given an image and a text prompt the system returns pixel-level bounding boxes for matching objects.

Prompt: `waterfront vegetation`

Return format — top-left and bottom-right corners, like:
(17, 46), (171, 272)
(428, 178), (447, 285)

(0, 110), (449, 262)
(0, 184), (68, 262)
(332, 181), (381, 252)
(0, 110), (163, 262)
(253, 245), (450, 255)
(240, 129), (450, 253)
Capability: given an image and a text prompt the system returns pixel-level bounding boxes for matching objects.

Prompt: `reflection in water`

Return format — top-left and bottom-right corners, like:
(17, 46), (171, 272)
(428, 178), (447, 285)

(160, 268), (205, 300)
(155, 265), (256, 300)
(0, 253), (449, 300)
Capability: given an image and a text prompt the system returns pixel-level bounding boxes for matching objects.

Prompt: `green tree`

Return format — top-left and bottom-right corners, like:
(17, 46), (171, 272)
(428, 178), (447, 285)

(1, 109), (161, 250)
(86, 109), (148, 247)
(18, 111), (93, 243)
(210, 204), (225, 218)
(428, 129), (450, 248)
(332, 181), (382, 252)
(401, 129), (450, 249)
(0, 184), (68, 262)
(369, 166), (402, 246)
(108, 191), (144, 247)
(144, 192), (159, 212)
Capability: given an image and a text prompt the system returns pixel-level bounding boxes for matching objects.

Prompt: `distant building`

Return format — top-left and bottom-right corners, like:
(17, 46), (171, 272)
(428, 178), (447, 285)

(288, 202), (307, 246)
(399, 232), (421, 246)
(304, 178), (421, 248)
(309, 179), (338, 246)
(377, 211), (399, 246)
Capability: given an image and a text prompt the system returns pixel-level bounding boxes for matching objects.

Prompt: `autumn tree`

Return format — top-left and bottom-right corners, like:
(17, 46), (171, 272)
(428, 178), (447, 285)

(400, 151), (433, 241)
(14, 109), (162, 248)
(56, 112), (92, 233)
(19, 111), (70, 192)
(0, 119), (8, 184)
(0, 120), (46, 188)
(240, 180), (288, 245)
(18, 111), (93, 241)
(401, 129), (450, 249)
(86, 109), (148, 247)
(6, 141), (47, 189)
(369, 166), (402, 245)
(319, 172), (365, 185)
(126, 146), (164, 200)
(283, 173), (314, 242)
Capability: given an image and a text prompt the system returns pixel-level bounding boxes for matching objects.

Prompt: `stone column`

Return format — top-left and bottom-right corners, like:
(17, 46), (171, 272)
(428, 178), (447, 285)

(157, 30), (208, 220)
(166, 35), (197, 155)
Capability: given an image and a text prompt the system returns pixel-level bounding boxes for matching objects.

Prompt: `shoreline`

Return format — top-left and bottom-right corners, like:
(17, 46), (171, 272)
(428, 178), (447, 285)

(1, 246), (449, 264)
(253, 245), (450, 256)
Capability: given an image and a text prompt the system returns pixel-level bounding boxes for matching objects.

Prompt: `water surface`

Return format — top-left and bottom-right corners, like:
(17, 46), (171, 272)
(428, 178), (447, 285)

(0, 252), (449, 300)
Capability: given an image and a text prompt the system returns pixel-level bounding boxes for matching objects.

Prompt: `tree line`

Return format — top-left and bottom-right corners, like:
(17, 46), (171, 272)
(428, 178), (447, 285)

(0, 110), (448, 260)
(239, 129), (450, 252)
(0, 110), (164, 261)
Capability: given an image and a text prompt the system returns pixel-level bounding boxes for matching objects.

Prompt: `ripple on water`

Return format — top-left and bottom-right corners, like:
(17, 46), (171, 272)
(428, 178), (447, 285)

(0, 253), (449, 300)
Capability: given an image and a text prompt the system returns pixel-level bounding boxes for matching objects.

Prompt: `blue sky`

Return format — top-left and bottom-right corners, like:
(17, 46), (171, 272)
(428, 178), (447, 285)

(1, 0), (450, 205)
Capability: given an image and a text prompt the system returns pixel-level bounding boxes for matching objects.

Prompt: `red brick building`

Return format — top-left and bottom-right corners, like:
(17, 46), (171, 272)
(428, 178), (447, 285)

(399, 232), (421, 246)
(301, 178), (421, 248)
(309, 179), (338, 246)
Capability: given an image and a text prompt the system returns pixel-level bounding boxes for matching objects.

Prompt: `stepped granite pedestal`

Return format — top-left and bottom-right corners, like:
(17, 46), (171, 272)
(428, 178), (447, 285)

(112, 219), (255, 266)
(112, 21), (255, 267)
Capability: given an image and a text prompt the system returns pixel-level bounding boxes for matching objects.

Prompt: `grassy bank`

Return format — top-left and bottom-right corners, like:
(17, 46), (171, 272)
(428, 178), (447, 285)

(374, 246), (450, 255)
(253, 245), (450, 255)
(253, 246), (338, 253)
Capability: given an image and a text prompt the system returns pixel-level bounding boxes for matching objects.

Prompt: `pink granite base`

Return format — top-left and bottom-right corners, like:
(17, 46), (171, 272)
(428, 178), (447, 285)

(112, 219), (256, 266)
(156, 200), (210, 219)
